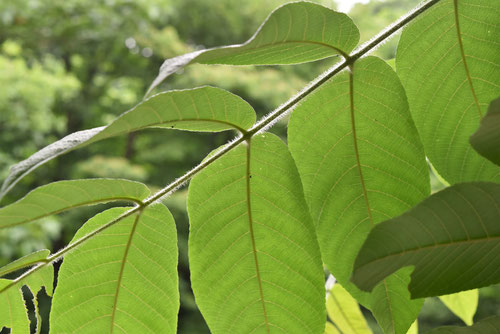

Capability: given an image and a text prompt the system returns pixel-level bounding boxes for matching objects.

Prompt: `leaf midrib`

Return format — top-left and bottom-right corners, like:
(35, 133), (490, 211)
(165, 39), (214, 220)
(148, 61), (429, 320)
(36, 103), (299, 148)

(453, 0), (482, 118)
(245, 140), (270, 333)
(110, 212), (142, 333)
(357, 234), (500, 269)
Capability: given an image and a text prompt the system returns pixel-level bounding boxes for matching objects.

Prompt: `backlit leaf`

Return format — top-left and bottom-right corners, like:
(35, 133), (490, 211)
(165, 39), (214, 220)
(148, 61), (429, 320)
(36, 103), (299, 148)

(288, 56), (429, 334)
(0, 249), (49, 277)
(148, 2), (359, 94)
(470, 97), (500, 166)
(0, 179), (150, 229)
(0, 86), (255, 200)
(396, 0), (500, 184)
(351, 182), (500, 298)
(326, 284), (371, 334)
(50, 205), (179, 333)
(188, 133), (325, 333)
(325, 322), (341, 334)
(439, 289), (478, 325)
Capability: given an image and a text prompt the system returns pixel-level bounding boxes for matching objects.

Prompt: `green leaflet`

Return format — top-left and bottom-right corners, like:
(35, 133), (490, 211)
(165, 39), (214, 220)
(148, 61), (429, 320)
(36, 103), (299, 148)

(50, 205), (179, 333)
(325, 322), (341, 334)
(470, 97), (500, 166)
(0, 179), (150, 229)
(426, 315), (500, 333)
(187, 133), (325, 333)
(326, 284), (371, 334)
(396, 0), (500, 184)
(439, 289), (478, 325)
(0, 249), (49, 277)
(0, 259), (54, 334)
(0, 86), (256, 201)
(351, 182), (500, 298)
(147, 2), (359, 94)
(288, 56), (429, 334)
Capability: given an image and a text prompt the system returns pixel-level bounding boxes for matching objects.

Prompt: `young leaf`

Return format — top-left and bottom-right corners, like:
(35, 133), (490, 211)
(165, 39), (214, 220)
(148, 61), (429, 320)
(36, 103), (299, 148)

(439, 289), (478, 325)
(187, 133), (325, 333)
(470, 97), (500, 166)
(426, 315), (500, 333)
(351, 182), (500, 298)
(50, 205), (179, 333)
(148, 2), (359, 94)
(0, 86), (256, 201)
(0, 179), (150, 229)
(326, 284), (371, 334)
(288, 56), (429, 334)
(1, 259), (54, 334)
(396, 0), (500, 184)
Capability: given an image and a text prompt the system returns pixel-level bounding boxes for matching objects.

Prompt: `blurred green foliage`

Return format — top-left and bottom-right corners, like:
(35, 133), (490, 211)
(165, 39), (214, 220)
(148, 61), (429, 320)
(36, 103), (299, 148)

(0, 0), (498, 333)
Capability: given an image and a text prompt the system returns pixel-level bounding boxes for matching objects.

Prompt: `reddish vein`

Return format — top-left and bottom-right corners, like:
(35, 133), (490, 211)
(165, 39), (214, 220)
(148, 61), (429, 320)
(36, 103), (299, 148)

(245, 139), (270, 333)
(349, 67), (374, 226)
(110, 212), (142, 333)
(453, 0), (482, 118)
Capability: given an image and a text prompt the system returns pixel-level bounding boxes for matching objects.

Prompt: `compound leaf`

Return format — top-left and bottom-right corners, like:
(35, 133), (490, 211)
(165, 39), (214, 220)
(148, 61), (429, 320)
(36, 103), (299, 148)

(396, 0), (500, 184)
(50, 205), (179, 333)
(470, 97), (500, 166)
(188, 133), (325, 333)
(351, 182), (500, 298)
(288, 56), (429, 334)
(439, 289), (478, 325)
(426, 315), (500, 333)
(148, 2), (359, 94)
(0, 179), (150, 229)
(0, 86), (255, 201)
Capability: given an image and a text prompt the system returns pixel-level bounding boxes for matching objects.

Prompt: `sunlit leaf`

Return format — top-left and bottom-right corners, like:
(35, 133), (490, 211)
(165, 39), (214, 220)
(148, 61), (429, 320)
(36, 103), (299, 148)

(470, 97), (500, 166)
(325, 322), (341, 334)
(352, 182), (500, 298)
(0, 86), (255, 200)
(426, 315), (500, 333)
(0, 249), (49, 277)
(439, 289), (478, 325)
(50, 205), (179, 333)
(188, 133), (325, 333)
(327, 284), (371, 334)
(396, 0), (500, 184)
(406, 321), (418, 334)
(288, 56), (428, 334)
(0, 259), (54, 334)
(148, 2), (359, 94)
(0, 179), (150, 229)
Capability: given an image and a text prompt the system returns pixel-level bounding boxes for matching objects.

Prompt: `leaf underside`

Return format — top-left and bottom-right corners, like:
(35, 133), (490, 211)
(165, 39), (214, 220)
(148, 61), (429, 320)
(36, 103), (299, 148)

(1, 261), (54, 334)
(470, 96), (500, 166)
(352, 182), (500, 298)
(288, 56), (429, 334)
(50, 205), (179, 333)
(0, 86), (255, 201)
(188, 133), (325, 334)
(0, 179), (150, 229)
(396, 0), (500, 184)
(148, 1), (359, 94)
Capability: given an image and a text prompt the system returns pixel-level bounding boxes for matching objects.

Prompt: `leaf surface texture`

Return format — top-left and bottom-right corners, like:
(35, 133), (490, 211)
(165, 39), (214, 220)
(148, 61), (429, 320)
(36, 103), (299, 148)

(50, 205), (179, 333)
(396, 0), (500, 183)
(288, 56), (429, 334)
(470, 96), (500, 166)
(351, 182), (500, 298)
(188, 133), (325, 333)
